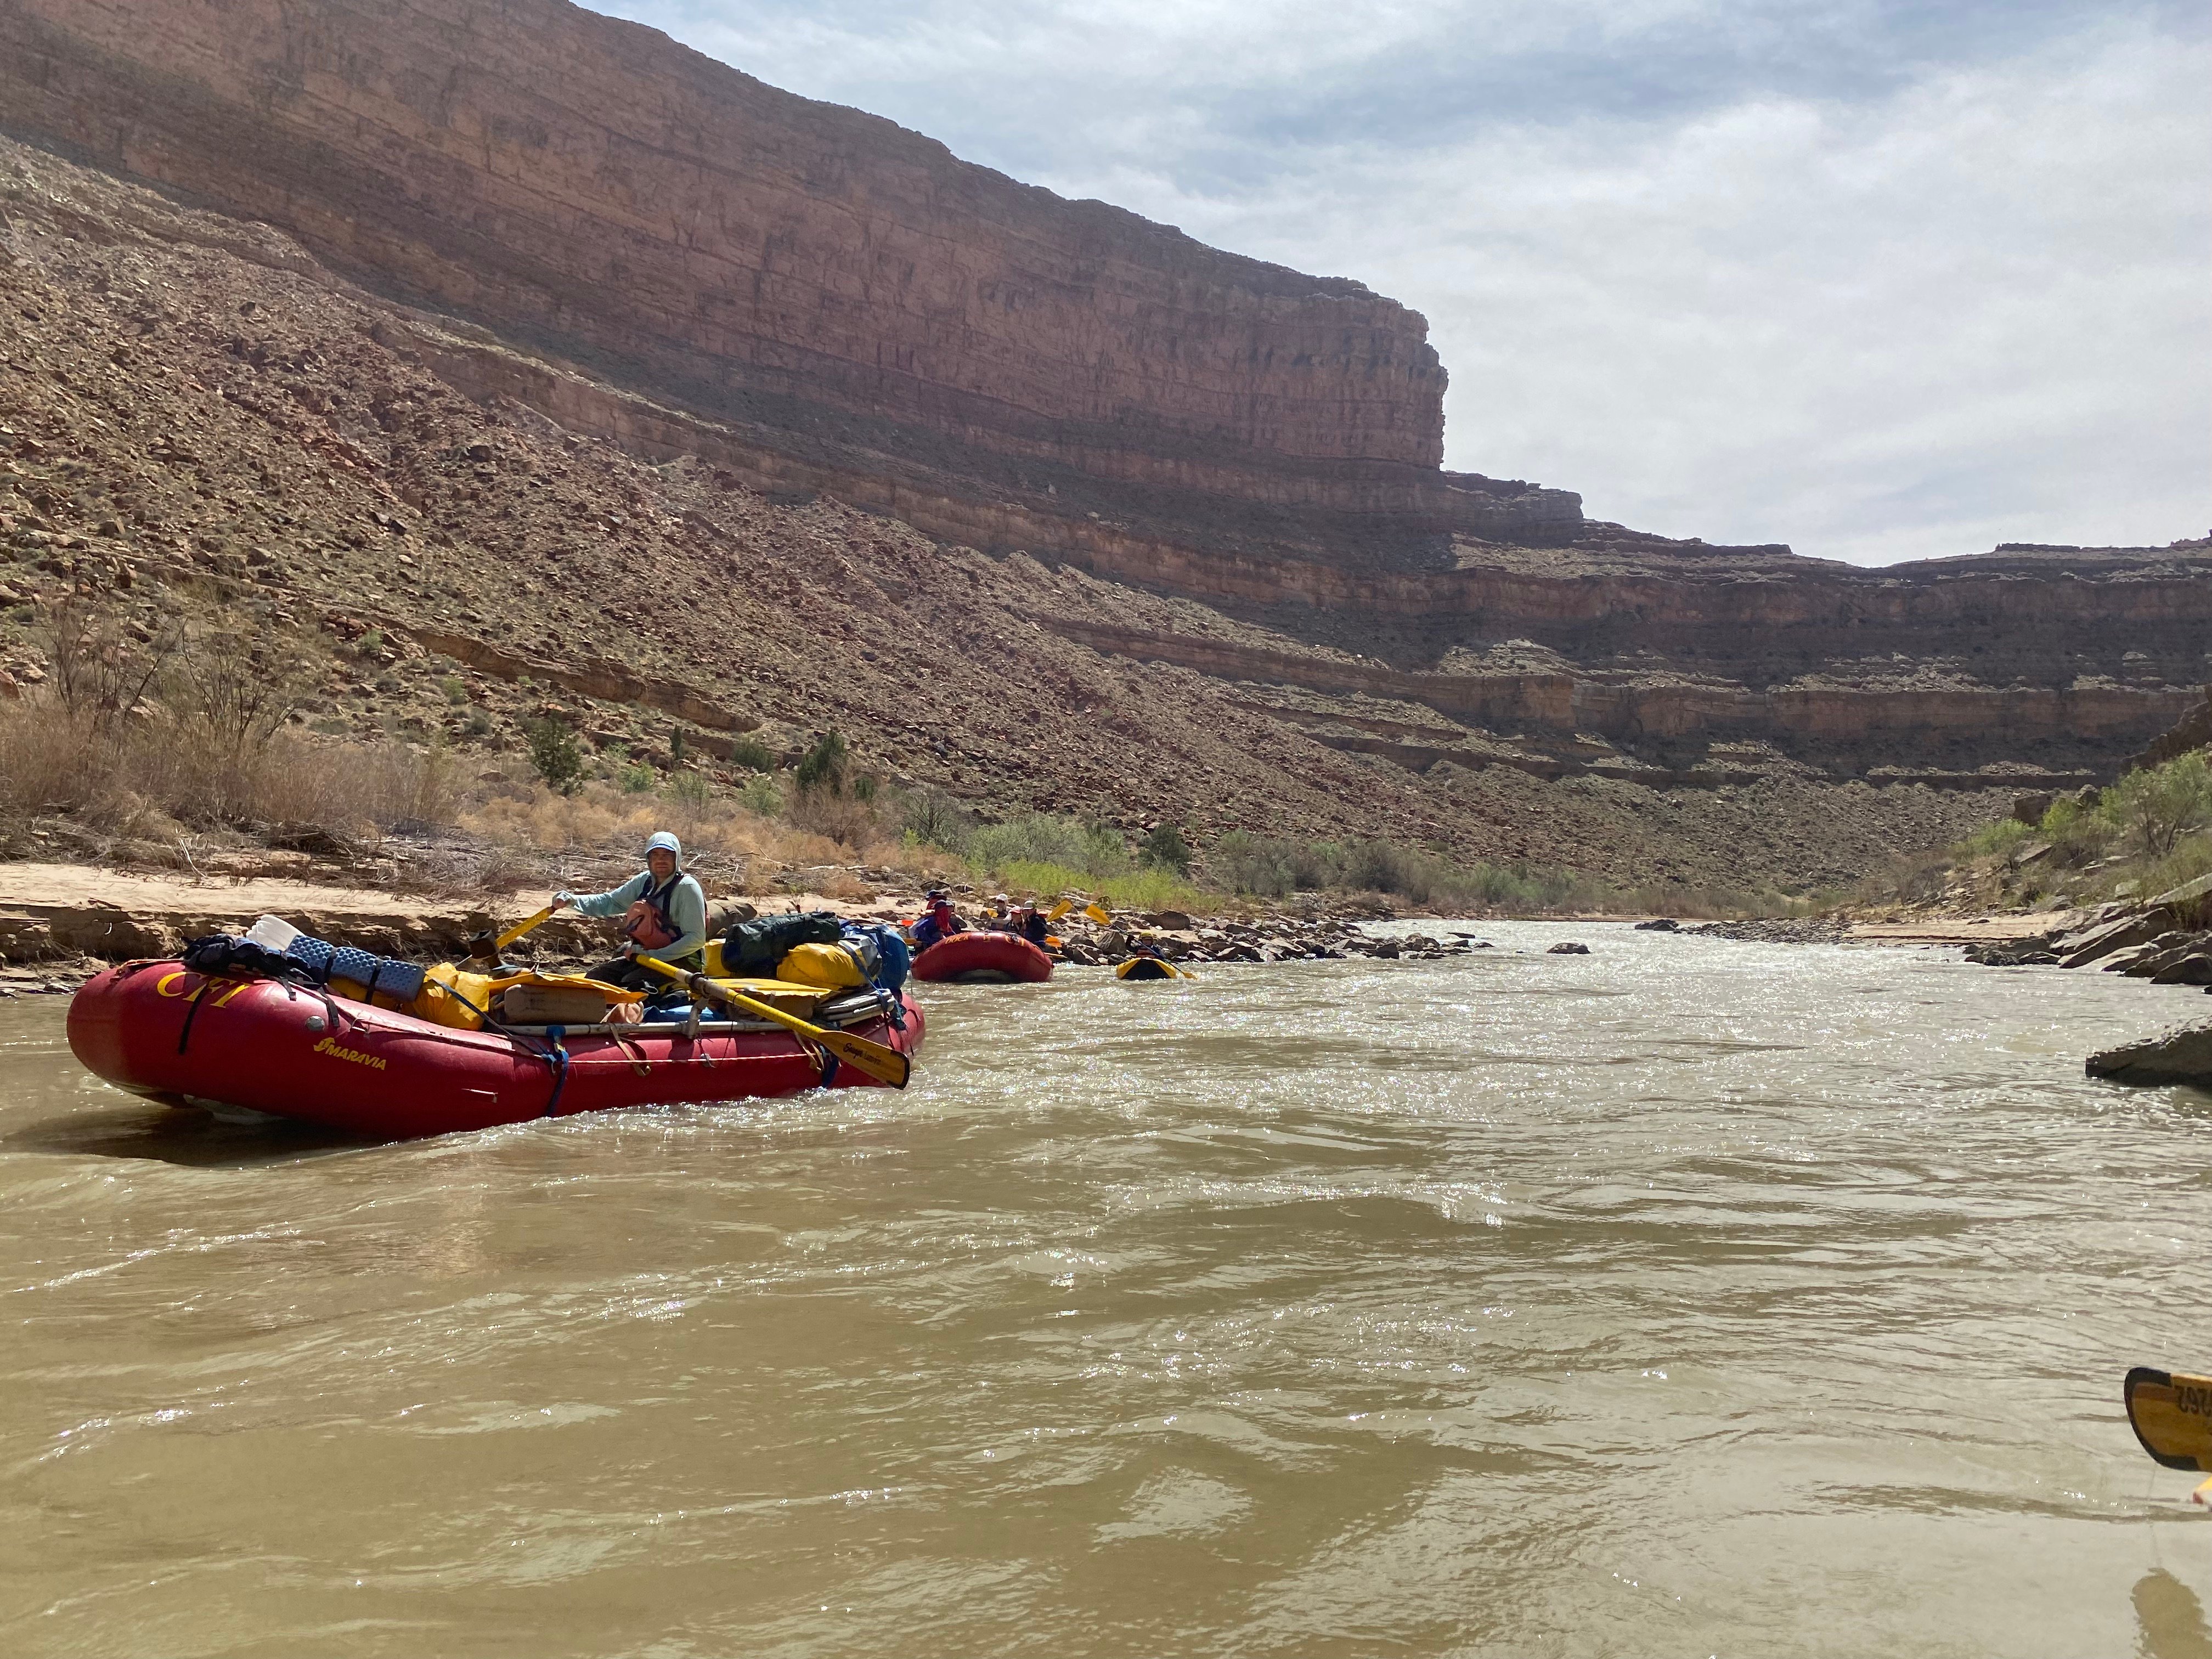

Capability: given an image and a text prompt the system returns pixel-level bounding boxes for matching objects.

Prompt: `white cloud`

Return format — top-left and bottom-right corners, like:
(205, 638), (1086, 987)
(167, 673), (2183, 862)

(602, 2), (2210, 563)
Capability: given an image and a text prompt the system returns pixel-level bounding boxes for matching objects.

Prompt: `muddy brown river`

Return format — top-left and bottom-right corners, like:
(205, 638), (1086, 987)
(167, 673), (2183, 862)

(5, 923), (2212, 1656)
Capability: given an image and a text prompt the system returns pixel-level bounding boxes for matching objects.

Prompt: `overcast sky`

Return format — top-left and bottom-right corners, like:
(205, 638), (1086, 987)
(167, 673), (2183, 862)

(599, 1), (2207, 565)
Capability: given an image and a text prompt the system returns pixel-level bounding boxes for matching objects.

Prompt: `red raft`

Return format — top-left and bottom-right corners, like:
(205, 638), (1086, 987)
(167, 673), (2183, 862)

(910, 931), (1054, 984)
(67, 960), (924, 1139)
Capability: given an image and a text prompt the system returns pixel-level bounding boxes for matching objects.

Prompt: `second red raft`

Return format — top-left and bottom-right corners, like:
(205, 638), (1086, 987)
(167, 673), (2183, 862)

(67, 960), (923, 1139)
(910, 931), (1054, 984)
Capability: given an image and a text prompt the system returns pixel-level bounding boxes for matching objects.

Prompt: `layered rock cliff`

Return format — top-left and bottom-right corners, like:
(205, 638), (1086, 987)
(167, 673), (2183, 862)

(0, 0), (1454, 528)
(0, 0), (2207, 860)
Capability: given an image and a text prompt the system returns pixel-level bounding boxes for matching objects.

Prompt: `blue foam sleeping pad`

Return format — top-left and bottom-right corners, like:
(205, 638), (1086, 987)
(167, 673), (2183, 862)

(284, 936), (427, 1003)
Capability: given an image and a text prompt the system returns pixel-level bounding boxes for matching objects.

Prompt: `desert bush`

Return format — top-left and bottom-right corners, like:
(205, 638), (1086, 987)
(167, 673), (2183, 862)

(0, 698), (455, 838)
(740, 774), (782, 817)
(2033, 797), (2113, 865)
(2102, 752), (2212, 859)
(1959, 817), (2032, 858)
(2141, 831), (2212, 900)
(1138, 821), (1192, 874)
(666, 769), (714, 810)
(794, 730), (849, 794)
(724, 733), (776, 773)
(524, 715), (584, 794)
(1203, 827), (1615, 913)
(904, 788), (975, 850)
(787, 778), (885, 849)
(967, 812), (1128, 878)
(617, 760), (656, 794)
(1205, 830), (1335, 896)
(176, 624), (304, 759)
(42, 595), (178, 735)
(992, 858), (1204, 913)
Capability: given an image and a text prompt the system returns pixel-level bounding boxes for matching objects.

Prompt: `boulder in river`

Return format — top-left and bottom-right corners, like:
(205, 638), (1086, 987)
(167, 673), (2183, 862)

(2087, 1020), (2212, 1086)
(1633, 918), (1680, 932)
(1548, 941), (1592, 955)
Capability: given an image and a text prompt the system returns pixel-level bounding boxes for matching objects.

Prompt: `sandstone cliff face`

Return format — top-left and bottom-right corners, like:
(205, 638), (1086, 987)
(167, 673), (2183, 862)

(1, 5), (2206, 798)
(5, 131), (2022, 898)
(0, 0), (1445, 518)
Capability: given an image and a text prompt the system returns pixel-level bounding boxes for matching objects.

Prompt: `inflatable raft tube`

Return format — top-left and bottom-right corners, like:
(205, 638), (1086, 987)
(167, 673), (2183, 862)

(911, 932), (1054, 984)
(66, 960), (923, 1139)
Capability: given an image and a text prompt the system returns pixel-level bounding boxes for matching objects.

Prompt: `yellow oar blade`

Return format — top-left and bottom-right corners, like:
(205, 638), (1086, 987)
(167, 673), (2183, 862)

(2125, 1368), (2212, 1471)
(634, 956), (911, 1089)
(495, 906), (557, 951)
(1083, 903), (1113, 926)
(1044, 900), (1073, 923)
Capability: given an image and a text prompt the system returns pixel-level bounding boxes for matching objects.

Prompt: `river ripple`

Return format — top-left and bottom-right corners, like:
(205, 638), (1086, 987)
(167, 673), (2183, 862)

(5, 922), (2212, 1657)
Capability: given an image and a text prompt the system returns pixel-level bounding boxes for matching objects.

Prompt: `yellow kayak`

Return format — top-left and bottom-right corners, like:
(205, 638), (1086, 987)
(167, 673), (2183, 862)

(1116, 956), (1193, 981)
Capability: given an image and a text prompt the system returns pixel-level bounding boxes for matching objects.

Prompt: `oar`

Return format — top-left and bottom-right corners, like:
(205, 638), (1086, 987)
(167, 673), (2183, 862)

(1083, 902), (1113, 926)
(2125, 1367), (2212, 1471)
(633, 953), (911, 1089)
(457, 905), (557, 967)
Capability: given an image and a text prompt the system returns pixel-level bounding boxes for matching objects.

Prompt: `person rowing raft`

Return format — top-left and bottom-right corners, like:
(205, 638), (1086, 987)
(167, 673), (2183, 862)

(909, 889), (965, 951)
(552, 830), (708, 992)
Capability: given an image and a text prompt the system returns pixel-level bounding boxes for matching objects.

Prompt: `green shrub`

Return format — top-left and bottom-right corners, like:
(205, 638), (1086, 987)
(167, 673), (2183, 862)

(795, 730), (849, 794)
(740, 774), (782, 816)
(667, 769), (713, 809)
(994, 859), (1204, 913)
(904, 788), (975, 850)
(725, 734), (776, 773)
(2038, 797), (2113, 865)
(439, 676), (469, 705)
(523, 715), (583, 794)
(617, 761), (657, 794)
(1205, 828), (1612, 913)
(968, 812), (1128, 878)
(2103, 751), (2212, 858)
(1206, 830), (1336, 896)
(1959, 817), (2032, 857)
(2140, 829), (2212, 900)
(1138, 822), (1192, 874)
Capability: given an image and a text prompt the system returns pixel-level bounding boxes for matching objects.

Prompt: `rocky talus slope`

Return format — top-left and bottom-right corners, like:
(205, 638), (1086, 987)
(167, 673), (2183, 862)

(0, 134), (2023, 893)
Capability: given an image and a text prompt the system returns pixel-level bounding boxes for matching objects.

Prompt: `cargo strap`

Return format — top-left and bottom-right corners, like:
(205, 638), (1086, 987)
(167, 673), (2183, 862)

(174, 980), (213, 1055)
(541, 1026), (571, 1118)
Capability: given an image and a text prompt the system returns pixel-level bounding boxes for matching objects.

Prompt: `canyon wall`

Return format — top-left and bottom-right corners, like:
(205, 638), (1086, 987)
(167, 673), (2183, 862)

(1, 1), (2205, 790)
(0, 0), (1447, 521)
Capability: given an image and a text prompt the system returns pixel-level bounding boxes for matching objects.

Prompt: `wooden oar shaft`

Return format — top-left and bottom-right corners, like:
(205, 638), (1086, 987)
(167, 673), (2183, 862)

(633, 955), (910, 1089)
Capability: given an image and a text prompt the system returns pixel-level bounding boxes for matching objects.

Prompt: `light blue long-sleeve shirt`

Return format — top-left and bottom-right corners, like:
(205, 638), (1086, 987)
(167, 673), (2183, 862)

(568, 869), (708, 961)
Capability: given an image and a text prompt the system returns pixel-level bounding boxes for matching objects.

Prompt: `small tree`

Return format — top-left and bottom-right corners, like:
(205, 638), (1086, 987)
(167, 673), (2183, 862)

(524, 715), (584, 794)
(904, 788), (973, 850)
(795, 729), (849, 794)
(1138, 821), (1192, 874)
(43, 595), (178, 735)
(2104, 752), (2212, 858)
(178, 626), (299, 758)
